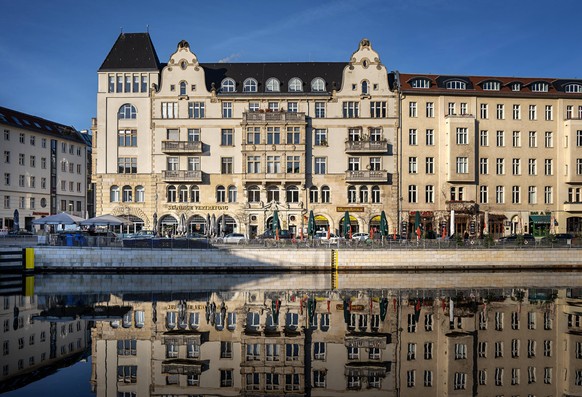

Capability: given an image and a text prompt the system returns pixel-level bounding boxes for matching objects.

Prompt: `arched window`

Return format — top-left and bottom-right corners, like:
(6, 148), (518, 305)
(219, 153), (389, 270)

(178, 185), (188, 202)
(311, 77), (326, 92)
(321, 186), (331, 203)
(135, 186), (145, 202)
(167, 186), (177, 202)
(247, 185), (260, 203)
(361, 80), (369, 94)
(216, 185), (226, 203)
(310, 186), (319, 203)
(221, 78), (236, 93)
(565, 83), (582, 93)
(190, 185), (200, 203)
(228, 185), (237, 203)
(360, 186), (368, 203)
(347, 186), (357, 203)
(286, 185), (299, 203)
(445, 80), (467, 90)
(530, 82), (548, 92)
(122, 185), (133, 202)
(267, 185), (279, 202)
(265, 78), (280, 92)
(410, 78), (430, 88)
(118, 104), (137, 119)
(179, 81), (187, 96)
(371, 186), (381, 203)
(243, 78), (258, 92)
(288, 78), (303, 92)
(110, 185), (120, 202)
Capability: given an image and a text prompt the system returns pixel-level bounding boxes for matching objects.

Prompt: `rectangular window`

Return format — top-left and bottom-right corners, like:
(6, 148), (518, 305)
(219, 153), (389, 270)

(496, 104), (504, 119)
(424, 370), (433, 387)
(409, 102), (417, 117)
(221, 157), (233, 174)
(314, 157), (326, 174)
(286, 156), (300, 173)
(424, 342), (433, 359)
(188, 102), (205, 118)
(460, 102), (467, 115)
(267, 127), (280, 144)
(448, 102), (455, 115)
(529, 131), (537, 147)
(222, 102), (233, 118)
(454, 372), (466, 390)
(529, 104), (537, 120)
(512, 158), (521, 175)
(314, 129), (327, 145)
(456, 157), (468, 174)
(370, 101), (386, 118)
(409, 129), (417, 145)
(527, 339), (536, 357)
(513, 104), (521, 120)
(426, 102), (434, 118)
(454, 343), (467, 360)
(117, 157), (137, 174)
(425, 129), (434, 145)
(246, 127), (260, 144)
(480, 158), (488, 174)
(480, 185), (488, 203)
(528, 158), (537, 175)
(118, 130), (137, 147)
(512, 185), (521, 204)
(496, 130), (504, 146)
(545, 131), (553, 148)
(407, 343), (416, 360)
(408, 185), (417, 203)
(480, 103), (488, 119)
(528, 366), (536, 384)
(512, 130), (521, 147)
(314, 102), (326, 118)
(407, 370), (415, 387)
(544, 186), (553, 204)
(161, 102), (178, 118)
(545, 105), (553, 120)
(248, 102), (259, 112)
(221, 129), (233, 146)
(456, 127), (468, 145)
(544, 340), (552, 357)
(426, 157), (434, 174)
(266, 156), (281, 173)
(480, 130), (488, 146)
(342, 102), (359, 118)
(496, 158), (505, 175)
(478, 341), (487, 357)
(287, 101), (298, 113)
(286, 127), (300, 144)
(408, 157), (417, 174)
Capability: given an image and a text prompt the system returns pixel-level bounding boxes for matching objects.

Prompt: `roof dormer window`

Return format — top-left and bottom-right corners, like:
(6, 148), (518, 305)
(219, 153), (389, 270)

(410, 78), (430, 88)
(311, 77), (326, 92)
(266, 78), (280, 92)
(445, 80), (466, 90)
(564, 83), (582, 93)
(511, 82), (522, 91)
(482, 81), (500, 91)
(530, 82), (548, 92)
(220, 78), (236, 93)
(243, 78), (258, 93)
(288, 78), (303, 92)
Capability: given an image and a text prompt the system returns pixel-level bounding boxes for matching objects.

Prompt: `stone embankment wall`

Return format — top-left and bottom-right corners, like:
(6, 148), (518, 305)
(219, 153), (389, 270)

(33, 247), (582, 271)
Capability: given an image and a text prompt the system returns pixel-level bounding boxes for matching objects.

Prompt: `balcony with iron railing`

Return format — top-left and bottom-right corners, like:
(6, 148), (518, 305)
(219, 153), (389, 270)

(162, 170), (203, 183)
(242, 111), (306, 124)
(345, 170), (390, 183)
(161, 141), (203, 154)
(345, 139), (389, 153)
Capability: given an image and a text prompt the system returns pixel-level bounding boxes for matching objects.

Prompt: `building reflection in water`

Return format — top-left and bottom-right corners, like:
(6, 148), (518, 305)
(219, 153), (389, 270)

(2, 277), (582, 396)
(82, 286), (582, 397)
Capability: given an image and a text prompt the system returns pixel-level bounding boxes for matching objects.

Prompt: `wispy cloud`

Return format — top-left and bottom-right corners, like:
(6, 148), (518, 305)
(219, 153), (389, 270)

(218, 53), (241, 63)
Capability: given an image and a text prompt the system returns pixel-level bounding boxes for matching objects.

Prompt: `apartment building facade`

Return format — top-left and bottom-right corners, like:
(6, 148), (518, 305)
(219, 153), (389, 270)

(94, 34), (398, 237)
(394, 73), (582, 238)
(0, 107), (89, 231)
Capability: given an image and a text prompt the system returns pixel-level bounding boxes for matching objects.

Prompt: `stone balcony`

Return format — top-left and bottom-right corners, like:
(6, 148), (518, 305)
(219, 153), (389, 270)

(563, 202), (582, 212)
(162, 170), (203, 183)
(345, 139), (389, 153)
(161, 141), (203, 154)
(345, 170), (390, 183)
(242, 111), (306, 124)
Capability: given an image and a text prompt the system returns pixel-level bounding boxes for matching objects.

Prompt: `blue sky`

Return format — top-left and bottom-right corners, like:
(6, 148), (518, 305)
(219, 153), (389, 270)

(1, 0), (581, 132)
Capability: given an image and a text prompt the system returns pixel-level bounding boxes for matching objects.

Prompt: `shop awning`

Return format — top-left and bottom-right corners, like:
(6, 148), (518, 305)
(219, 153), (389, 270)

(529, 215), (551, 224)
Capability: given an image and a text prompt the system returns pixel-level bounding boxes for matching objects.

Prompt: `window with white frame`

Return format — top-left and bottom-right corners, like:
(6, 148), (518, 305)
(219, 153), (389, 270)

(478, 341), (487, 357)
(407, 370), (415, 387)
(408, 185), (417, 203)
(315, 102), (326, 118)
(409, 129), (417, 145)
(409, 102), (417, 117)
(456, 127), (468, 144)
(424, 370), (433, 387)
(425, 129), (434, 145)
(407, 343), (416, 360)
(243, 78), (257, 92)
(480, 103), (488, 119)
(512, 185), (521, 204)
(221, 78), (236, 92)
(496, 104), (504, 119)
(495, 367), (503, 386)
(408, 157), (417, 174)
(188, 102), (205, 118)
(528, 159), (537, 175)
(426, 157), (434, 174)
(456, 157), (468, 174)
(446, 80), (466, 90)
(448, 102), (455, 115)
(511, 338), (520, 357)
(370, 101), (386, 117)
(528, 339), (536, 357)
(512, 130), (521, 147)
(544, 340), (552, 356)
(480, 130), (488, 146)
(343, 102), (359, 118)
(426, 102), (434, 117)
(545, 105), (553, 120)
(311, 77), (326, 92)
(478, 370), (487, 385)
(528, 366), (536, 384)
(544, 186), (553, 204)
(454, 372), (466, 390)
(455, 343), (467, 360)
(513, 104), (521, 120)
(424, 342), (433, 359)
(425, 185), (434, 203)
(480, 158), (488, 174)
(496, 130), (505, 146)
(480, 185), (488, 204)
(161, 102), (178, 119)
(531, 82), (548, 92)
(512, 158), (521, 175)
(529, 104), (537, 120)
(545, 131), (553, 147)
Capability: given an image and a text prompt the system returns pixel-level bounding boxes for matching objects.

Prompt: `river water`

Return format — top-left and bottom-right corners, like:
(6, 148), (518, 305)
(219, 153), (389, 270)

(1, 271), (582, 397)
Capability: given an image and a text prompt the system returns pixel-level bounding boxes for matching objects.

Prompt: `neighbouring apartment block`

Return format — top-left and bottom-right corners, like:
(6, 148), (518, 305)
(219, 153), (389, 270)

(0, 107), (91, 231)
(93, 32), (582, 238)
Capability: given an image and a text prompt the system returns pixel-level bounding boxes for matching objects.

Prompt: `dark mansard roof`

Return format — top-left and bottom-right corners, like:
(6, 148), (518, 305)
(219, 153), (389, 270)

(99, 33), (160, 71)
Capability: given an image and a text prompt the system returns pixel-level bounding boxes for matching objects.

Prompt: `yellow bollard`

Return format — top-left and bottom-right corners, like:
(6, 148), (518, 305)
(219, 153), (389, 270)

(23, 248), (35, 272)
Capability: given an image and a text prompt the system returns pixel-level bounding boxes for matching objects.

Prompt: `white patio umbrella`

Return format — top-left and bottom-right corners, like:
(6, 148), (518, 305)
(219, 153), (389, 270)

(80, 214), (132, 227)
(32, 212), (85, 225)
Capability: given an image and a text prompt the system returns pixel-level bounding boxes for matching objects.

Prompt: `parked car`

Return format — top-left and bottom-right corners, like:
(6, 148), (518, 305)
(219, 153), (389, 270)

(222, 233), (246, 244)
(351, 232), (369, 241)
(7, 229), (34, 236)
(314, 230), (342, 244)
(257, 229), (293, 239)
(540, 233), (576, 245)
(497, 234), (536, 245)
